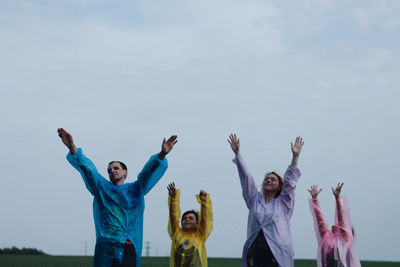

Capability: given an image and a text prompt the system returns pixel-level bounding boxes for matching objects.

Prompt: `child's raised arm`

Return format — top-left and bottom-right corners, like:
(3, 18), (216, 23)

(308, 185), (329, 240)
(168, 182), (181, 237)
(197, 190), (213, 239)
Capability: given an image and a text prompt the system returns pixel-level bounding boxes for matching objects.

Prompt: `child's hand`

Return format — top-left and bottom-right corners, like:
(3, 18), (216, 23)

(199, 190), (208, 201)
(332, 182), (344, 199)
(307, 185), (322, 199)
(167, 182), (177, 196)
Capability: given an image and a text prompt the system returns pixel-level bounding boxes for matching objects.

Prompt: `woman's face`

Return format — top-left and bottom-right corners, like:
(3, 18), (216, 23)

(263, 173), (282, 194)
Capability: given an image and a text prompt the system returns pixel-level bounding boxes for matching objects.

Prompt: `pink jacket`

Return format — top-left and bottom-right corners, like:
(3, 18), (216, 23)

(309, 196), (361, 267)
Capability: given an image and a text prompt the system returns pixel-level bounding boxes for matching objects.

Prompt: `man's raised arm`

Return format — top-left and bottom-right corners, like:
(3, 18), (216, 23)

(139, 135), (178, 194)
(57, 128), (102, 195)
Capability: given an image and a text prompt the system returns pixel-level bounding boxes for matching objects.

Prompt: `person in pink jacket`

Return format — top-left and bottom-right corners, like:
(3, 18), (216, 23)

(308, 183), (361, 267)
(228, 134), (304, 267)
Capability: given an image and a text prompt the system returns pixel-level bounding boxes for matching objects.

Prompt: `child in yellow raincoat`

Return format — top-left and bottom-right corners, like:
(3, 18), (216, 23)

(167, 182), (213, 267)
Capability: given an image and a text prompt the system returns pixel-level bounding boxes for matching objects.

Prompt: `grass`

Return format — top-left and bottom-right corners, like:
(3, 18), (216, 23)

(0, 255), (398, 267)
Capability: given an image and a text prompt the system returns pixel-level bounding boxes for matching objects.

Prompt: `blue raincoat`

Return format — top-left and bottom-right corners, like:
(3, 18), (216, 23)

(67, 148), (168, 267)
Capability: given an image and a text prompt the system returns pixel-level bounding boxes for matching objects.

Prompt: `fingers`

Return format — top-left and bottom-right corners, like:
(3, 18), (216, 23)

(228, 133), (239, 143)
(167, 182), (176, 191)
(293, 136), (304, 146)
(57, 128), (67, 137)
(199, 190), (208, 200)
(335, 182), (343, 191)
(165, 135), (178, 145)
(162, 135), (178, 154)
(296, 136), (304, 145)
(308, 185), (322, 197)
(228, 133), (240, 148)
(168, 135), (178, 142)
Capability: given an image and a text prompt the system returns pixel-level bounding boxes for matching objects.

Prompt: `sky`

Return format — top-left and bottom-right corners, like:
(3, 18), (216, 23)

(0, 0), (399, 262)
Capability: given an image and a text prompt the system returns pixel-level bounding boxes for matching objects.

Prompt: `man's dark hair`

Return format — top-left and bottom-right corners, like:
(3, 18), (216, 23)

(181, 210), (199, 224)
(108, 161), (128, 171)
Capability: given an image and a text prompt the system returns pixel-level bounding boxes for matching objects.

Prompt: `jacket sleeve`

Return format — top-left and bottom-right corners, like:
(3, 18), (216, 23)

(137, 153), (168, 195)
(309, 198), (330, 242)
(67, 148), (104, 195)
(232, 154), (259, 209)
(335, 196), (353, 243)
(168, 189), (181, 239)
(196, 193), (213, 240)
(279, 165), (301, 215)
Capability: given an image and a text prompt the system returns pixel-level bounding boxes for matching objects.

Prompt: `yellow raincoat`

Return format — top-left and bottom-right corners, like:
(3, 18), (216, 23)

(168, 189), (213, 267)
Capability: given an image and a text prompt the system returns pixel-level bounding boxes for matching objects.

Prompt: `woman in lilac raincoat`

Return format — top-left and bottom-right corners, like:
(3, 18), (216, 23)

(228, 134), (304, 267)
(308, 183), (361, 267)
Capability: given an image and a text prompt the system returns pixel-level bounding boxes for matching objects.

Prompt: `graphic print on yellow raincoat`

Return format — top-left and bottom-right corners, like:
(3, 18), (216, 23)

(168, 189), (213, 267)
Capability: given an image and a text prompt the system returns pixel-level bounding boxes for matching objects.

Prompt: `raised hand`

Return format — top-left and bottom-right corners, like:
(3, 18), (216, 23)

(199, 190), (208, 201)
(307, 185), (322, 199)
(291, 136), (304, 157)
(57, 128), (77, 154)
(163, 135), (178, 154)
(159, 135), (178, 159)
(167, 182), (177, 196)
(332, 182), (344, 199)
(290, 136), (304, 166)
(227, 133), (240, 155)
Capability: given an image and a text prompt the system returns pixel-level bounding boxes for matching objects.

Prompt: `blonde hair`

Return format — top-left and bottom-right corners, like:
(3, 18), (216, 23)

(261, 171), (284, 198)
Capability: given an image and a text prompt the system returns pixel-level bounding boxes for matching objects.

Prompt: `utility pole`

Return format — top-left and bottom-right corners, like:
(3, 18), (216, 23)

(145, 241), (151, 256)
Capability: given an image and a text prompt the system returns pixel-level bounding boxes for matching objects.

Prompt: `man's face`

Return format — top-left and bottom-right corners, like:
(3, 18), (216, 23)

(107, 162), (127, 184)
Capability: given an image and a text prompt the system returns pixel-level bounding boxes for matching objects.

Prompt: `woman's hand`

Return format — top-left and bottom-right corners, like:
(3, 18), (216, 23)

(290, 136), (304, 166)
(228, 133), (240, 155)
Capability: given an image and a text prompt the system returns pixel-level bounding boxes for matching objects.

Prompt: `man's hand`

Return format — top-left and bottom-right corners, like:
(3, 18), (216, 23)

(159, 135), (178, 160)
(199, 190), (208, 201)
(167, 182), (177, 196)
(228, 133), (240, 155)
(332, 182), (344, 199)
(307, 185), (322, 199)
(57, 128), (78, 154)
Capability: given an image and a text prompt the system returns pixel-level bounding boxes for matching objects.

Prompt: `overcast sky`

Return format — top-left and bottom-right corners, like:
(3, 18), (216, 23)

(1, 0), (399, 262)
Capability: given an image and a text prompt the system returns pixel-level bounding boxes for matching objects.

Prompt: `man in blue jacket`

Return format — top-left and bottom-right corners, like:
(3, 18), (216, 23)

(57, 128), (177, 267)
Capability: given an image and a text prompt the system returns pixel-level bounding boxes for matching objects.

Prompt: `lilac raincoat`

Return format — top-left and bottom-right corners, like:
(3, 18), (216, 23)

(233, 154), (301, 267)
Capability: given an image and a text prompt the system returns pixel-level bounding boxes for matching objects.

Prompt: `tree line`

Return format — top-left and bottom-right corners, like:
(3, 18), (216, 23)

(0, 247), (47, 255)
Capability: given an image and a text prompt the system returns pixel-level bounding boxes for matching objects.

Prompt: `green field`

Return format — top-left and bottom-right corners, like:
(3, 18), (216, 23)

(0, 256), (398, 267)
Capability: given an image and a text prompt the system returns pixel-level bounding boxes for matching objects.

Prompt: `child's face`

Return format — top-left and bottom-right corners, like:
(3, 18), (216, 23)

(181, 213), (198, 232)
